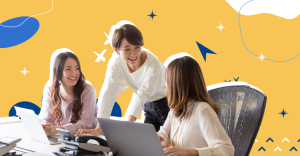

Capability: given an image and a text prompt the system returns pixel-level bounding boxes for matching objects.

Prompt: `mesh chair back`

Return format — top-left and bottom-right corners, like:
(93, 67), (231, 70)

(208, 84), (267, 156)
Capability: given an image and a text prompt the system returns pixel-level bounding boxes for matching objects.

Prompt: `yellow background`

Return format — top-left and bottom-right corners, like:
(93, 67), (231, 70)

(1, 0), (299, 155)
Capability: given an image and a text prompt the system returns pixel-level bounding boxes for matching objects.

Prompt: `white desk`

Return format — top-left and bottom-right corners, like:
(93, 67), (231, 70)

(0, 117), (143, 156)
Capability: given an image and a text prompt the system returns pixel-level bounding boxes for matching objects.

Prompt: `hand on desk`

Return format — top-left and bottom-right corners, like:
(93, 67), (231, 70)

(76, 123), (102, 136)
(163, 144), (198, 156)
(42, 124), (63, 136)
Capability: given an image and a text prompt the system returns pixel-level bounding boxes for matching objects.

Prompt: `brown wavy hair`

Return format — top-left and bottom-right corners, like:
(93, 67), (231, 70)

(166, 56), (219, 120)
(50, 52), (86, 125)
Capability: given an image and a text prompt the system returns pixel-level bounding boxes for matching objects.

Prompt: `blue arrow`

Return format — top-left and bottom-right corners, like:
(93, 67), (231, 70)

(196, 41), (216, 62)
(266, 137), (274, 142)
(258, 147), (266, 151)
(290, 146), (297, 151)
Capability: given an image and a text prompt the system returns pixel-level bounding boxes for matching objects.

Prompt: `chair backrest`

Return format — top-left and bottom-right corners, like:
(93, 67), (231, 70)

(207, 82), (267, 156)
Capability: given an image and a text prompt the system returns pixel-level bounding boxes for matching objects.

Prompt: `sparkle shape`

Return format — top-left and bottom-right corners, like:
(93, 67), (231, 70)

(266, 137), (274, 142)
(196, 41), (216, 62)
(279, 109), (288, 118)
(258, 146), (266, 151)
(94, 49), (106, 62)
(216, 23), (225, 32)
(20, 67), (29, 76)
(282, 137), (289, 142)
(258, 53), (266, 62)
(274, 147), (282, 151)
(148, 11), (157, 20)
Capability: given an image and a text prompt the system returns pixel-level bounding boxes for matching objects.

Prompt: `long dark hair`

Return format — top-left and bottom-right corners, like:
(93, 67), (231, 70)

(166, 56), (219, 120)
(50, 52), (86, 125)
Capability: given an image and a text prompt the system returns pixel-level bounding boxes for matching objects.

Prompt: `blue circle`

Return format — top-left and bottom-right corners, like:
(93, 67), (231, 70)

(9, 101), (41, 117)
(0, 16), (39, 48)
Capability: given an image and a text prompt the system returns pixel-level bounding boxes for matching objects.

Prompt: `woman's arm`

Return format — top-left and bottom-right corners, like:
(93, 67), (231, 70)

(97, 65), (128, 119)
(157, 110), (172, 146)
(196, 106), (235, 156)
(39, 81), (54, 125)
(77, 63), (128, 135)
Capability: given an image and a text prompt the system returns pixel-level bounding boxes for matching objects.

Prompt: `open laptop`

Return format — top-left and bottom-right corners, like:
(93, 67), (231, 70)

(98, 118), (170, 156)
(14, 106), (60, 145)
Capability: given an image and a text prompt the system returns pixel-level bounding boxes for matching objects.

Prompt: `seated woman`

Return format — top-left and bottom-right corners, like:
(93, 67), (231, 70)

(157, 55), (234, 156)
(40, 51), (98, 135)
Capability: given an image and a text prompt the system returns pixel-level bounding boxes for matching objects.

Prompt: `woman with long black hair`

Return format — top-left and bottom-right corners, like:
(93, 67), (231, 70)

(40, 51), (98, 135)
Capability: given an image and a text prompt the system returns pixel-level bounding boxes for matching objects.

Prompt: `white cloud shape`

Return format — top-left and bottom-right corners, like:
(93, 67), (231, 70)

(226, 0), (300, 19)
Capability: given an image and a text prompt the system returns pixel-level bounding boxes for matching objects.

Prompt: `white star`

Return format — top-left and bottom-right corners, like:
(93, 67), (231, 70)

(216, 23), (225, 32)
(20, 67), (29, 76)
(258, 53), (266, 62)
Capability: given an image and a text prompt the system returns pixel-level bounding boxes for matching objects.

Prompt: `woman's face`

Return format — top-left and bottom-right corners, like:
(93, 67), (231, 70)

(61, 58), (80, 87)
(114, 38), (142, 67)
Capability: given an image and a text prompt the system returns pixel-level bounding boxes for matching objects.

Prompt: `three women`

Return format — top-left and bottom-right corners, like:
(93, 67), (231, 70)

(40, 22), (234, 155)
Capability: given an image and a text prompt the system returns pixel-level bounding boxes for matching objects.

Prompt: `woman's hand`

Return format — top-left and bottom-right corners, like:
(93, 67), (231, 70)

(127, 115), (137, 122)
(157, 133), (165, 143)
(42, 123), (57, 136)
(164, 144), (198, 156)
(76, 123), (102, 136)
(76, 128), (101, 136)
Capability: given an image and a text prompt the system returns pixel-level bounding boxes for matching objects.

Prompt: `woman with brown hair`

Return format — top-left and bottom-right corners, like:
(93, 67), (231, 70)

(157, 55), (234, 156)
(40, 51), (98, 135)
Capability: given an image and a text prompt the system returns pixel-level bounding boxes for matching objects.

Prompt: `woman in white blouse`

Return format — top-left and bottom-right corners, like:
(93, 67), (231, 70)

(157, 56), (234, 156)
(77, 22), (169, 135)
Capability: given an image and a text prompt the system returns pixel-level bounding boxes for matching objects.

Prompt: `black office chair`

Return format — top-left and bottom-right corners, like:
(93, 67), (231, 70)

(207, 82), (267, 156)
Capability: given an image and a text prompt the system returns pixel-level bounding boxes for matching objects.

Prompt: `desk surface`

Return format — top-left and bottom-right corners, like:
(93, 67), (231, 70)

(0, 117), (143, 156)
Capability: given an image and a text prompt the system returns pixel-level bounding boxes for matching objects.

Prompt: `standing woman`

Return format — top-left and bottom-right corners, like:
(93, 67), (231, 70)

(40, 51), (98, 135)
(157, 56), (234, 156)
(77, 23), (169, 135)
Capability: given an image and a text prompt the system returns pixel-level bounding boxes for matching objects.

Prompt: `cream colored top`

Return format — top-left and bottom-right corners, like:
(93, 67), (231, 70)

(157, 100), (234, 156)
(97, 49), (166, 119)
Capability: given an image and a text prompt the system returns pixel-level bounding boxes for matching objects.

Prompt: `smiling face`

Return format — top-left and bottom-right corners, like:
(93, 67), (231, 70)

(114, 38), (142, 67)
(61, 58), (80, 87)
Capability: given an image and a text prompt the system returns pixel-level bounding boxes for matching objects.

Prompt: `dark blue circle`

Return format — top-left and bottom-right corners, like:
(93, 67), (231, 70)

(96, 99), (122, 117)
(9, 101), (41, 117)
(0, 16), (39, 48)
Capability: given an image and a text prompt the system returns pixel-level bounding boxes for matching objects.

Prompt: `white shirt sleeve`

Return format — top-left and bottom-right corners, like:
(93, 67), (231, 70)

(97, 65), (128, 119)
(157, 110), (173, 146)
(196, 107), (235, 156)
(125, 62), (166, 118)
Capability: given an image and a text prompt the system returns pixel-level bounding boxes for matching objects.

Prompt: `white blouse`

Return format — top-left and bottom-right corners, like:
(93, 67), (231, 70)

(157, 100), (234, 156)
(97, 49), (166, 119)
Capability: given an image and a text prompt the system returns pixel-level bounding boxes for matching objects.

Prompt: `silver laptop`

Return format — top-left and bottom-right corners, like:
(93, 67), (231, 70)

(14, 106), (60, 145)
(98, 118), (169, 156)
